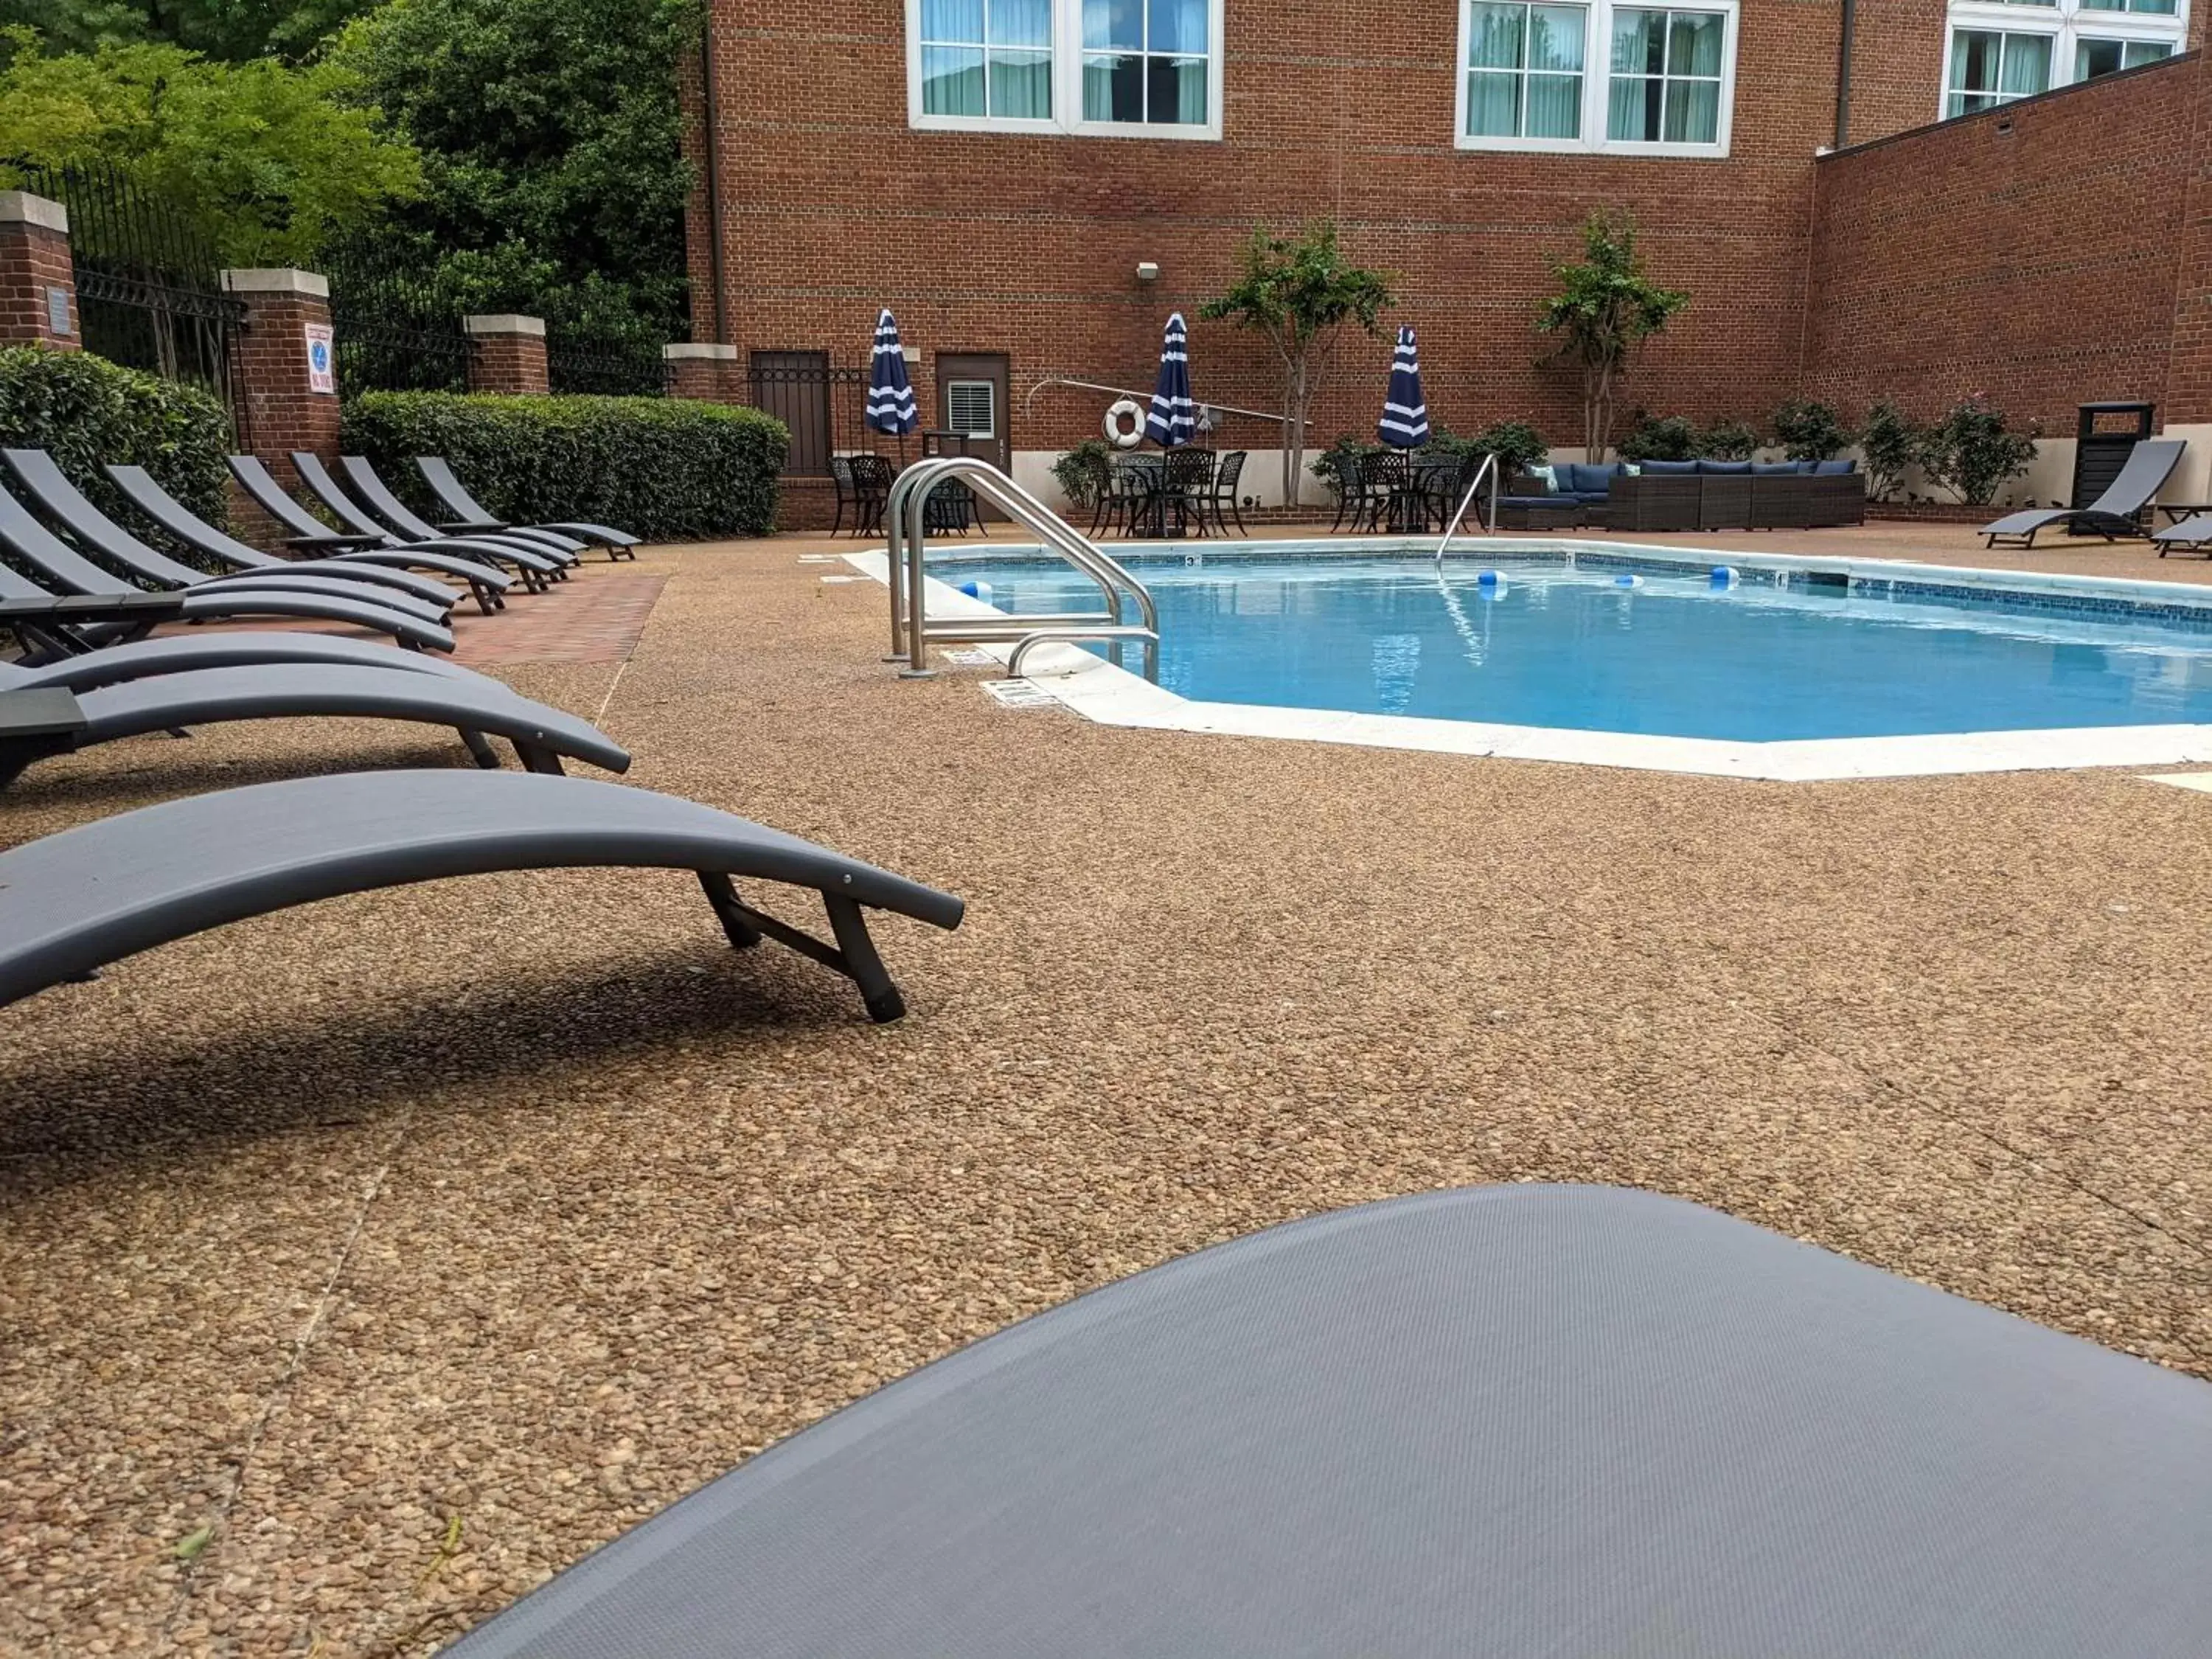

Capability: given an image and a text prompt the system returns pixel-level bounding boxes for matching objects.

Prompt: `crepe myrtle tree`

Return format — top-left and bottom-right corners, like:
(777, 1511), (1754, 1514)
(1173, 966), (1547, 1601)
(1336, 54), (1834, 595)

(1537, 210), (1688, 462)
(1202, 220), (1395, 503)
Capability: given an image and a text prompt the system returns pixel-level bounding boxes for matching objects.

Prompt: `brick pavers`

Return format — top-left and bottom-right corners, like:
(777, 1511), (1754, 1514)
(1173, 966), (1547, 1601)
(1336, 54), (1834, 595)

(451, 571), (667, 667)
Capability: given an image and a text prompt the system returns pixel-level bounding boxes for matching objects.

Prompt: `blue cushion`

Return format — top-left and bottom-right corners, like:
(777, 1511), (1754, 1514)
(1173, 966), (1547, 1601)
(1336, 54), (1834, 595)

(1641, 458), (1698, 475)
(1814, 458), (1857, 476)
(1750, 462), (1801, 477)
(1697, 459), (1753, 475)
(1557, 463), (1595, 493)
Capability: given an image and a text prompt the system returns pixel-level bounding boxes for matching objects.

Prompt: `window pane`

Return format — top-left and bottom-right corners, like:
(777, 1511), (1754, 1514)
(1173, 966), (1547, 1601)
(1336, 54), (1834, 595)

(2000, 0), (2056, 7)
(989, 49), (1053, 114)
(1083, 52), (1146, 118)
(1610, 7), (1663, 73)
(921, 0), (984, 41)
(2079, 0), (2125, 8)
(987, 0), (1051, 46)
(1149, 0), (1207, 53)
(921, 44), (986, 112)
(1528, 4), (1585, 71)
(1663, 75), (1718, 139)
(1527, 69), (1582, 134)
(2076, 37), (2121, 76)
(2131, 0), (2177, 13)
(1607, 73), (1660, 139)
(1999, 32), (2049, 95)
(1468, 2), (1526, 69)
(1148, 54), (1208, 120)
(1466, 69), (1522, 133)
(1949, 29), (1999, 93)
(1667, 10), (1723, 77)
(1082, 0), (1142, 49)
(2126, 39), (2174, 65)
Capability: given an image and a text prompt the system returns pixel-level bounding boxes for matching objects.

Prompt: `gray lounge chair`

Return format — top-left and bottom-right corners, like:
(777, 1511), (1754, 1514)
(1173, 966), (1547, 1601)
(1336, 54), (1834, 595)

(0, 662), (628, 785)
(0, 631), (473, 693)
(0, 479), (456, 653)
(0, 451), (455, 628)
(288, 453), (578, 579)
(226, 455), (566, 591)
(441, 1183), (2212, 1659)
(0, 769), (964, 1022)
(2151, 512), (2212, 557)
(0, 577), (184, 659)
(417, 454), (641, 557)
(105, 465), (514, 616)
(1983, 437), (2185, 549)
(338, 456), (599, 563)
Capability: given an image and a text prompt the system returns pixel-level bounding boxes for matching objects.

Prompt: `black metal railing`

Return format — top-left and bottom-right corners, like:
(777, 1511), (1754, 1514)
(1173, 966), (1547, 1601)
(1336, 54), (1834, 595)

(745, 356), (880, 475)
(323, 243), (471, 394)
(10, 159), (249, 438)
(546, 335), (672, 397)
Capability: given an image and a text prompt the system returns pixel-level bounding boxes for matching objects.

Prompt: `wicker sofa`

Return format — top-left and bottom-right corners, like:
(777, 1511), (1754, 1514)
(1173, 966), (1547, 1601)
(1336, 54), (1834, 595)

(1497, 458), (1865, 532)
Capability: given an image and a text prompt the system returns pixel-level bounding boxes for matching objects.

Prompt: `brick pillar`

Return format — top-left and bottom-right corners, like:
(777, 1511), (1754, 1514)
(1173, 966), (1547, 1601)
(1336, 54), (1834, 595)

(465, 314), (549, 394)
(222, 268), (339, 466)
(664, 341), (739, 402)
(0, 191), (80, 350)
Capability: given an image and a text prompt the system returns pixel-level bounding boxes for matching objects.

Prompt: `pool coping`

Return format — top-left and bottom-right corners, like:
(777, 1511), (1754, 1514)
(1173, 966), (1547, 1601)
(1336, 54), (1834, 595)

(841, 541), (2212, 782)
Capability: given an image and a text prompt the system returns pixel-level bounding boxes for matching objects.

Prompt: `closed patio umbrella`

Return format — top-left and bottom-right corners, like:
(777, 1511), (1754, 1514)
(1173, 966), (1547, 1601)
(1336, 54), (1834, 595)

(1144, 312), (1196, 448)
(1378, 324), (1429, 451)
(866, 308), (919, 448)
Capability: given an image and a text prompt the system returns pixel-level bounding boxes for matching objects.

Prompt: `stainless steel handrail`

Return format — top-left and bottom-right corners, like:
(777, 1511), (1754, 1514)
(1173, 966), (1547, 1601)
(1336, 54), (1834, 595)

(1008, 625), (1160, 681)
(1433, 453), (1500, 563)
(883, 457), (1159, 680)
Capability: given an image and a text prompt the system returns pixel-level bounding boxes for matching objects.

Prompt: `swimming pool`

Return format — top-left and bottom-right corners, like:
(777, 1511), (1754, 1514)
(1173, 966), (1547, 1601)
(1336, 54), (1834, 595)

(856, 541), (2212, 779)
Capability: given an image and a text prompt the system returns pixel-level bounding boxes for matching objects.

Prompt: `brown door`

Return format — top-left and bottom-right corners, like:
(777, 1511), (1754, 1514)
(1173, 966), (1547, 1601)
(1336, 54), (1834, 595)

(748, 350), (832, 475)
(935, 352), (1010, 475)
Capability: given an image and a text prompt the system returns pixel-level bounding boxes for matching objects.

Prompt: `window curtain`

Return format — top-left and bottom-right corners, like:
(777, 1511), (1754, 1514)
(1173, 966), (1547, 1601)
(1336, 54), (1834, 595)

(1150, 0), (1206, 54)
(1526, 4), (1583, 136)
(1998, 32), (2050, 96)
(1607, 8), (1662, 141)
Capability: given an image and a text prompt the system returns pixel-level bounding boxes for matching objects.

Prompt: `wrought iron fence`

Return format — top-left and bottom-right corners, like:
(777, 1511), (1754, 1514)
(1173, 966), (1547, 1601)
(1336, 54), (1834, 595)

(745, 355), (880, 475)
(11, 160), (250, 439)
(322, 243), (471, 394)
(546, 335), (672, 397)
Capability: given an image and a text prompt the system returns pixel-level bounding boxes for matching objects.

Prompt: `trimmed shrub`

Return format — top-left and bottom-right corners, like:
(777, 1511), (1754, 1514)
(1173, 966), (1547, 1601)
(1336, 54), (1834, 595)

(341, 391), (789, 540)
(1694, 418), (1761, 461)
(1614, 411), (1697, 462)
(1859, 399), (1921, 501)
(1051, 437), (1115, 507)
(1430, 419), (1548, 479)
(1772, 396), (1851, 462)
(0, 344), (230, 526)
(1919, 394), (2038, 507)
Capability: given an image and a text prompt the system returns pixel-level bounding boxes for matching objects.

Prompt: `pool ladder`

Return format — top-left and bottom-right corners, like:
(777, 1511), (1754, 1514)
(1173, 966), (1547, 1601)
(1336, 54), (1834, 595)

(884, 458), (1160, 681)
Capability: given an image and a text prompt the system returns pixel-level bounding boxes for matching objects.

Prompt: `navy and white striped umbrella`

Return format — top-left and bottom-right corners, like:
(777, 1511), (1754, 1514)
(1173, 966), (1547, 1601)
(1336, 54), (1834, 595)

(866, 308), (918, 435)
(1144, 312), (1196, 448)
(1378, 324), (1430, 450)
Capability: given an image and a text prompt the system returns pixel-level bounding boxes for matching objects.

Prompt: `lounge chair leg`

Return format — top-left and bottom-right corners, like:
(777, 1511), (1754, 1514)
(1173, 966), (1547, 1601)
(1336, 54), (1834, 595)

(697, 870), (763, 949)
(513, 742), (566, 776)
(458, 728), (501, 768)
(693, 874), (906, 1021)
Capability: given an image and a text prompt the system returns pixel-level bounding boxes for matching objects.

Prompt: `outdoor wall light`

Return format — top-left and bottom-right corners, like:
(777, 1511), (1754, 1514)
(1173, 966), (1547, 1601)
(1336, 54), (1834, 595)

(1135, 261), (1160, 283)
(902, 345), (920, 363)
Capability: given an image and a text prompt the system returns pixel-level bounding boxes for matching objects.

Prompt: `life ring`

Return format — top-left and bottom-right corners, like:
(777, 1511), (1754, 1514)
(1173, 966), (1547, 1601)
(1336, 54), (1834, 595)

(1104, 398), (1145, 449)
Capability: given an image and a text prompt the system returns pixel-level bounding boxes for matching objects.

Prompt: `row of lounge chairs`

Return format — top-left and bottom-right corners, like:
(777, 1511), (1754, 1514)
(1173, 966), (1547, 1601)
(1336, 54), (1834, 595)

(0, 450), (963, 1024)
(1978, 436), (2212, 554)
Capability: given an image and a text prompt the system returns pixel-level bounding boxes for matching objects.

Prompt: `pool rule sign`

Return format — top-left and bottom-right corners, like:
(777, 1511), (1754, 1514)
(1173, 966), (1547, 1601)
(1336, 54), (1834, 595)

(305, 324), (336, 394)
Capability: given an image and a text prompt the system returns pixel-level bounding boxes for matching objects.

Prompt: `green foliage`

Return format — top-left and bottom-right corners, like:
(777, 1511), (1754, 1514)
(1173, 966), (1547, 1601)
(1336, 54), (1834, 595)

(1772, 396), (1851, 462)
(341, 390), (787, 540)
(1858, 399), (1920, 501)
(1536, 209), (1688, 460)
(1427, 419), (1549, 479)
(1919, 394), (2038, 506)
(1614, 411), (1697, 462)
(0, 344), (230, 526)
(0, 26), (420, 265)
(1051, 437), (1115, 508)
(1696, 417), (1761, 461)
(1201, 220), (1395, 501)
(0, 0), (384, 60)
(325, 0), (698, 341)
(1310, 433), (1381, 497)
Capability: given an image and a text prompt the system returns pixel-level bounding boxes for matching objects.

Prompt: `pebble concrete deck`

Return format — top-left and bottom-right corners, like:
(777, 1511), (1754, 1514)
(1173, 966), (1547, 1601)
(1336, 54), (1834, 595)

(3, 526), (2210, 1656)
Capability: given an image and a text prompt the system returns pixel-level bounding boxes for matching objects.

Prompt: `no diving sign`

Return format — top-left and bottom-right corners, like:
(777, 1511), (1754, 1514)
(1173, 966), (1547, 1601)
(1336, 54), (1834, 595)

(305, 324), (335, 394)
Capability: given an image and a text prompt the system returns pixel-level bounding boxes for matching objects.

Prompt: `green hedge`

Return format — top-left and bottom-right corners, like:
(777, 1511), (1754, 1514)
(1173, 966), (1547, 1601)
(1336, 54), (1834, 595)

(0, 345), (232, 526)
(342, 392), (788, 540)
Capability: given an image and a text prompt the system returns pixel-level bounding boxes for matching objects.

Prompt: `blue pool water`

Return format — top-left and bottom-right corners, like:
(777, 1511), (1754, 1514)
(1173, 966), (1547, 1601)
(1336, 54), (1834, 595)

(943, 554), (2212, 742)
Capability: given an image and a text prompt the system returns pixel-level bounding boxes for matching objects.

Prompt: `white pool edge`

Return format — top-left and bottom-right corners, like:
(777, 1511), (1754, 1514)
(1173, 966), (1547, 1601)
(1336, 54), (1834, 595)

(841, 546), (2212, 782)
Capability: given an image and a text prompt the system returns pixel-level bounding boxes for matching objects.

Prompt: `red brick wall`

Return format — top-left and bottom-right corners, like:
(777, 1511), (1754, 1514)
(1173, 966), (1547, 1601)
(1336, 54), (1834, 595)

(468, 332), (551, 395)
(688, 0), (1873, 463)
(1806, 52), (2202, 427)
(226, 288), (341, 466)
(0, 220), (80, 351)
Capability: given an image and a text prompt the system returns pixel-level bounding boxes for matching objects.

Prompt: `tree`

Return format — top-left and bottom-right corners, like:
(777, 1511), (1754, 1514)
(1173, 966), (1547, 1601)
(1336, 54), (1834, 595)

(1201, 220), (1394, 503)
(1535, 210), (1688, 462)
(0, 26), (420, 265)
(325, 0), (698, 341)
(0, 0), (385, 61)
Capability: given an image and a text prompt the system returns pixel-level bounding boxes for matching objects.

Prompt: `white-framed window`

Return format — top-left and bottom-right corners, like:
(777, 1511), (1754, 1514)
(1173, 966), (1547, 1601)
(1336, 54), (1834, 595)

(1455, 0), (1738, 156)
(1940, 0), (2185, 119)
(906, 0), (1224, 138)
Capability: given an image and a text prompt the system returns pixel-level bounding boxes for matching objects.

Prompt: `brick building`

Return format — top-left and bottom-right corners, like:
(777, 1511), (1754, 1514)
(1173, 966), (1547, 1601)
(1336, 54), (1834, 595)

(683, 0), (2206, 508)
